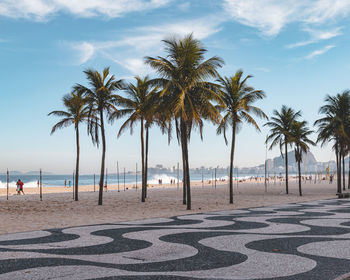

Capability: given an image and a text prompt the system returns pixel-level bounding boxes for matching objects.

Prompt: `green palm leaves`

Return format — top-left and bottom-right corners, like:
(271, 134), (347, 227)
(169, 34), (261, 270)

(216, 70), (267, 204)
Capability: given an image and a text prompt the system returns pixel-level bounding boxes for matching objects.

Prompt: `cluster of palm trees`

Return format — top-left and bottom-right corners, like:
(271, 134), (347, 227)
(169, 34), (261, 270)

(315, 91), (350, 194)
(48, 33), (349, 210)
(49, 34), (268, 209)
(265, 106), (315, 196)
(265, 91), (350, 197)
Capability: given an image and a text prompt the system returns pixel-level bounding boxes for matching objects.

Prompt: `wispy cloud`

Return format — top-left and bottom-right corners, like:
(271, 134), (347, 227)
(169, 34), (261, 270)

(65, 16), (223, 73)
(287, 27), (342, 48)
(305, 44), (335, 59)
(222, 0), (350, 37)
(177, 2), (190, 12)
(253, 67), (270, 73)
(0, 0), (170, 20)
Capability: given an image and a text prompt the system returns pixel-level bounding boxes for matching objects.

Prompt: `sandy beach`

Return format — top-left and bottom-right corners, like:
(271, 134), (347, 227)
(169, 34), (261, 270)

(0, 178), (337, 235)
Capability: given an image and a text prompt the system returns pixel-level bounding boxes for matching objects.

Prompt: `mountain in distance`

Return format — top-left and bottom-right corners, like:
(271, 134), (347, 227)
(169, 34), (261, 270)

(264, 151), (335, 174)
(268, 150), (317, 168)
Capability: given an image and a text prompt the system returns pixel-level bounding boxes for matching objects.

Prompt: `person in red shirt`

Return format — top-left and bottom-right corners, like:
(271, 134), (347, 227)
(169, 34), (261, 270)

(18, 179), (25, 195)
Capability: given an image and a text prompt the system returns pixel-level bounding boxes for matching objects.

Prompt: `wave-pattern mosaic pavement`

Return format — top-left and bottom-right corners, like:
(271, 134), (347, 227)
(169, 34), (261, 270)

(1, 198), (350, 279)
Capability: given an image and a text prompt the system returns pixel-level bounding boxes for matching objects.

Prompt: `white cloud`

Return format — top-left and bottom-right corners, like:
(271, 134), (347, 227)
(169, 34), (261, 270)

(74, 42), (95, 64)
(66, 17), (223, 73)
(287, 27), (342, 48)
(305, 44), (335, 59)
(223, 0), (350, 36)
(222, 0), (301, 36)
(0, 0), (170, 20)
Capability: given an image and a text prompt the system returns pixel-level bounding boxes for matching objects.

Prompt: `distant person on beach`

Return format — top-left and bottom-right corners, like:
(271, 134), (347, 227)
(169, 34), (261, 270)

(69, 180), (71, 188)
(64, 180), (67, 187)
(16, 179), (24, 195)
(37, 180), (39, 188)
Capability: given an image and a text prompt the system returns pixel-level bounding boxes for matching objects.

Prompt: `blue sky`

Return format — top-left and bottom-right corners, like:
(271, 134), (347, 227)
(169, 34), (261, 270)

(0, 0), (349, 174)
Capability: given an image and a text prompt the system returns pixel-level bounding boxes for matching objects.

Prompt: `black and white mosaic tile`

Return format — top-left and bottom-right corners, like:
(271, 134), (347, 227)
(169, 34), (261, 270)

(1, 198), (350, 279)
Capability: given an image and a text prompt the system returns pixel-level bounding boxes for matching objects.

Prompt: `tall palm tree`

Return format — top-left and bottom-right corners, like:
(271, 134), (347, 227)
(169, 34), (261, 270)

(315, 91), (350, 193)
(48, 91), (94, 201)
(265, 106), (301, 194)
(289, 120), (315, 196)
(216, 71), (267, 204)
(74, 67), (123, 205)
(110, 76), (158, 202)
(145, 34), (224, 210)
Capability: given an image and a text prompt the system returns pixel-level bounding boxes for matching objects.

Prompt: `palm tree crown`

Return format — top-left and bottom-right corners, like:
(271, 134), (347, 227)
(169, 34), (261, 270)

(49, 91), (89, 134)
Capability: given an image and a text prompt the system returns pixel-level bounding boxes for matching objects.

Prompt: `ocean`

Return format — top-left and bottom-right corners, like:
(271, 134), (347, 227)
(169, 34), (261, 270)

(0, 171), (267, 189)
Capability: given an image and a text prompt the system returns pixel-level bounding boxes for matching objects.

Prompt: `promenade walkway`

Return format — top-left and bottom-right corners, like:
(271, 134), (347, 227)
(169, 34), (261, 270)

(1, 198), (350, 279)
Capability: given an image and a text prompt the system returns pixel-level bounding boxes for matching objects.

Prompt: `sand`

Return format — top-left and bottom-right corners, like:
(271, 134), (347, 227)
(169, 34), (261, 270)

(0, 178), (338, 235)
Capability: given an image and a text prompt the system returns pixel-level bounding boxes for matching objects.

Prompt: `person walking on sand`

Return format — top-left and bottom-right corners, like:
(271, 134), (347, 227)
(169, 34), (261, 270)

(17, 179), (25, 195)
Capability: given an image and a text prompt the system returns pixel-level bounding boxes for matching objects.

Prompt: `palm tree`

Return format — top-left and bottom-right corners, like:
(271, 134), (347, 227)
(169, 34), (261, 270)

(48, 91), (94, 201)
(74, 67), (123, 205)
(145, 34), (224, 210)
(265, 106), (301, 194)
(289, 120), (315, 196)
(314, 91), (350, 193)
(216, 71), (267, 204)
(110, 76), (158, 202)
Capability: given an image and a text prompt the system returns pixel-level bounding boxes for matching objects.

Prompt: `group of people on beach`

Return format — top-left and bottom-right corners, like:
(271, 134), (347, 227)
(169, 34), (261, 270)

(16, 179), (25, 195)
(64, 180), (72, 188)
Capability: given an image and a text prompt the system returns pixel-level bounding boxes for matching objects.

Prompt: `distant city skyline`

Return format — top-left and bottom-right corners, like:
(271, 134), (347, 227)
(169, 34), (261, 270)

(1, 0), (348, 173)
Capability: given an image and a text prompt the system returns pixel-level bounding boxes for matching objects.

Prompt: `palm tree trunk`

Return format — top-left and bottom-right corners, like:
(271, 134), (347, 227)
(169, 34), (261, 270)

(180, 119), (190, 209)
(145, 126), (149, 198)
(284, 142), (289, 194)
(183, 127), (191, 210)
(298, 157), (302, 196)
(337, 145), (342, 194)
(229, 122), (236, 204)
(343, 153), (345, 191)
(98, 110), (106, 205)
(348, 156), (350, 189)
(141, 117), (145, 202)
(75, 124), (80, 201)
(180, 120), (187, 205)
(336, 145), (341, 193)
